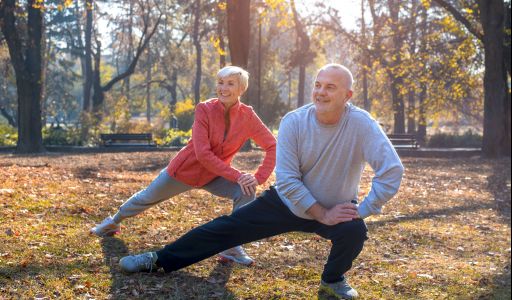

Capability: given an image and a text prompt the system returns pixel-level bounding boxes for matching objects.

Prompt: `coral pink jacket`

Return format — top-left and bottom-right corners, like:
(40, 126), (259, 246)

(167, 98), (276, 187)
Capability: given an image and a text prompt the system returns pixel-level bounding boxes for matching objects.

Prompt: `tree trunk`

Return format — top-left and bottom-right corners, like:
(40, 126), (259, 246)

(290, 0), (312, 108)
(505, 3), (511, 78)
(226, 0), (250, 69)
(170, 68), (178, 109)
(407, 90), (416, 134)
(416, 3), (428, 144)
(124, 0), (134, 103)
(389, 73), (405, 133)
(417, 83), (427, 145)
(0, 0), (45, 153)
(24, 0), (44, 153)
(146, 50), (152, 123)
(479, 0), (511, 157)
(388, 0), (405, 134)
(83, 0), (93, 112)
(41, 23), (49, 125)
(193, 0), (202, 104)
(92, 41), (103, 114)
(297, 65), (305, 107)
(217, 1), (227, 68)
(361, 0), (371, 112)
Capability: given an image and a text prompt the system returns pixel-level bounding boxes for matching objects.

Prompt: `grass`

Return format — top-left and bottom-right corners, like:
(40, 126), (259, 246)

(0, 151), (510, 299)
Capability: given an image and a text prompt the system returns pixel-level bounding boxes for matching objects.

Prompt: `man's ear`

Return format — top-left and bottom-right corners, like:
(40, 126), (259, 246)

(346, 90), (353, 101)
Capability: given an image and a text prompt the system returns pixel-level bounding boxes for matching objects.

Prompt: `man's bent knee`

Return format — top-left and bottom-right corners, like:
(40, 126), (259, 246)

(332, 219), (368, 242)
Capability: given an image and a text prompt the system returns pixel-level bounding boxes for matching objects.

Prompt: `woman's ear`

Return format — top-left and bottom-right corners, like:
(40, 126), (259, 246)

(239, 86), (246, 97)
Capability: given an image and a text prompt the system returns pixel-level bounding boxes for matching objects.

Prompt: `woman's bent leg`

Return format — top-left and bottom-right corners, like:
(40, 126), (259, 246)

(202, 177), (255, 211)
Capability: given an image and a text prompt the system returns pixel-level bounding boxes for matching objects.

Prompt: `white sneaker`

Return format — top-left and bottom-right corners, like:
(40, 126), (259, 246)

(119, 252), (159, 273)
(218, 246), (254, 266)
(320, 278), (359, 299)
(90, 216), (120, 237)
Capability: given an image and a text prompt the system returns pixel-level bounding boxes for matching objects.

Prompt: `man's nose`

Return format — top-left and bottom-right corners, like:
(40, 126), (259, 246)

(315, 87), (326, 95)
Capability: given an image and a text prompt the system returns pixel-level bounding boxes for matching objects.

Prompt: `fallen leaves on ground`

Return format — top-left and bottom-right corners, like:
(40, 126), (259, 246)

(0, 151), (510, 299)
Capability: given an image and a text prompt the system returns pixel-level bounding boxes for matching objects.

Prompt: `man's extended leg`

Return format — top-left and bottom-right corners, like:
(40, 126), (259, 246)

(153, 187), (308, 272)
(201, 176), (256, 265)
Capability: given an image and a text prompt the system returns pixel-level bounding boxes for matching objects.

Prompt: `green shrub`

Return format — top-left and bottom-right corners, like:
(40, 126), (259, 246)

(175, 99), (195, 131)
(155, 129), (192, 147)
(43, 126), (82, 146)
(0, 124), (17, 146)
(427, 130), (482, 148)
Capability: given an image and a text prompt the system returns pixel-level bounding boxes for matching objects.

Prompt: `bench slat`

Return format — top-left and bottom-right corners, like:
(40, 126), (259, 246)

(387, 134), (420, 150)
(100, 133), (155, 147)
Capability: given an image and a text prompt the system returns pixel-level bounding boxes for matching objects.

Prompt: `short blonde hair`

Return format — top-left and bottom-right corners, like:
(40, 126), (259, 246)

(217, 66), (250, 92)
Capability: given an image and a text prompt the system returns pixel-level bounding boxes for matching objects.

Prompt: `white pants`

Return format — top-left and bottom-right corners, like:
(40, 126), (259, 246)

(113, 169), (255, 223)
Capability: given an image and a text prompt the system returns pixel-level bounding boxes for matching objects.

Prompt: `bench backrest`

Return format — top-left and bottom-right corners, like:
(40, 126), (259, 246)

(387, 134), (416, 140)
(100, 133), (152, 141)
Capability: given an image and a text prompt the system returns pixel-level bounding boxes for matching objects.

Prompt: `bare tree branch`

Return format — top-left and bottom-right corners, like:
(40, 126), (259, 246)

(102, 13), (163, 92)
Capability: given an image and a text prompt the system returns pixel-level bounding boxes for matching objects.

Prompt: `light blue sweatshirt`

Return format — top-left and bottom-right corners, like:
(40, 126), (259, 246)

(275, 103), (404, 219)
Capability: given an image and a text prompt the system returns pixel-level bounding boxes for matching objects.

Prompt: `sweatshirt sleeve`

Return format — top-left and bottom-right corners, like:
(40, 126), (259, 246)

(192, 104), (242, 182)
(249, 109), (277, 185)
(275, 115), (317, 214)
(358, 120), (404, 219)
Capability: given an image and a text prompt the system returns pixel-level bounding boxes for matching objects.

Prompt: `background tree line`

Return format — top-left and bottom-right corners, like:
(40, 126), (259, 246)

(0, 0), (510, 157)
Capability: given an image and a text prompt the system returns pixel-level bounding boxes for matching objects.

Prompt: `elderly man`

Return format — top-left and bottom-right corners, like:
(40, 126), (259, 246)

(118, 64), (404, 299)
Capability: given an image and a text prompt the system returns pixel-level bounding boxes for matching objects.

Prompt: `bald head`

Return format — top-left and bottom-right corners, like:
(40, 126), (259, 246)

(317, 64), (353, 90)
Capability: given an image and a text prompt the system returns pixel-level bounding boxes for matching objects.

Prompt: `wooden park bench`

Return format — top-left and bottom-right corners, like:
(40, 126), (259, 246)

(387, 133), (420, 150)
(100, 133), (156, 147)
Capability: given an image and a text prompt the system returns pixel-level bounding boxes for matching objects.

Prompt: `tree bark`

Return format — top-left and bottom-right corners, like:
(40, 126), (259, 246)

(146, 50), (152, 123)
(432, 0), (510, 157)
(193, 0), (202, 104)
(388, 0), (405, 133)
(217, 0), (227, 68)
(124, 0), (134, 102)
(290, 0), (312, 108)
(389, 73), (405, 133)
(407, 90), (416, 134)
(0, 0), (45, 153)
(226, 0), (250, 69)
(92, 40), (103, 114)
(83, 0), (93, 112)
(417, 83), (427, 144)
(479, 0), (511, 157)
(416, 4), (428, 144)
(170, 68), (178, 109)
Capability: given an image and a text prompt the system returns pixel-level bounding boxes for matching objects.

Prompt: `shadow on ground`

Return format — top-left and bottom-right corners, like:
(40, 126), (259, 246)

(367, 200), (496, 227)
(100, 237), (236, 299)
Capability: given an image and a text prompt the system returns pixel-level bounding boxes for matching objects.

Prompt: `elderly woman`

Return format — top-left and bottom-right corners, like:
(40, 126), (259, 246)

(91, 66), (276, 265)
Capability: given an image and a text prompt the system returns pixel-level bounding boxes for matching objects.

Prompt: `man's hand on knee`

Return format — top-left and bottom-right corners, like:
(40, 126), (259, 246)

(307, 202), (360, 226)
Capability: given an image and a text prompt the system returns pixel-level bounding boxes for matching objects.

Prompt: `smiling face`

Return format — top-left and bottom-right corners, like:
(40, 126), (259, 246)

(312, 67), (353, 124)
(216, 75), (243, 109)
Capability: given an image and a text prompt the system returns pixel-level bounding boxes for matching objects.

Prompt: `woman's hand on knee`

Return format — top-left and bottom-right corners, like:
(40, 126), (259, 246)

(237, 173), (258, 196)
